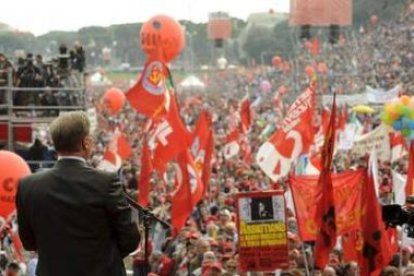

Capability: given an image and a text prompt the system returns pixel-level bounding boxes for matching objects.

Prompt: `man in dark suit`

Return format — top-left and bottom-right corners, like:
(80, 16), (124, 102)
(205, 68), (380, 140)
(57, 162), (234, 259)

(16, 111), (140, 276)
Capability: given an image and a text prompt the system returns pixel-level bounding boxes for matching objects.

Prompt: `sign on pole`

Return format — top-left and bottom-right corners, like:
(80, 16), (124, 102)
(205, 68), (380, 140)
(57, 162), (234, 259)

(236, 191), (289, 272)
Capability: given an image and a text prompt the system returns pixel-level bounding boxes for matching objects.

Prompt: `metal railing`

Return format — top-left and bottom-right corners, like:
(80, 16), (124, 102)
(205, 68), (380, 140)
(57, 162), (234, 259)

(0, 69), (87, 151)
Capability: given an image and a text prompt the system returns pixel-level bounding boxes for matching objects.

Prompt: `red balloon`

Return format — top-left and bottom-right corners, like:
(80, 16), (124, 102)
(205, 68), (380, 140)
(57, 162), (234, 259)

(272, 56), (282, 67)
(140, 15), (186, 62)
(305, 65), (316, 77)
(0, 151), (30, 219)
(317, 62), (328, 74)
(102, 87), (126, 115)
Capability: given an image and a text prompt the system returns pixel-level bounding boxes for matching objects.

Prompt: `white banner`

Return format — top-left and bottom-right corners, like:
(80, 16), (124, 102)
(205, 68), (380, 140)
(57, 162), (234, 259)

(351, 124), (390, 161)
(337, 123), (359, 150)
(322, 94), (367, 106)
(365, 85), (400, 104)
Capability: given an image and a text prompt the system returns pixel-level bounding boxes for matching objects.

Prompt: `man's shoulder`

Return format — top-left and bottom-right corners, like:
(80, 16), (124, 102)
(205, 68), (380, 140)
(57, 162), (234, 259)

(87, 167), (118, 180)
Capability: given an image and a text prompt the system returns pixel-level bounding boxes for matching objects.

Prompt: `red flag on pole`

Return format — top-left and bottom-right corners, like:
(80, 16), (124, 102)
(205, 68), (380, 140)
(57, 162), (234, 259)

(405, 141), (414, 196)
(310, 37), (320, 56)
(240, 96), (252, 133)
(314, 95), (337, 269)
(138, 137), (153, 207)
(256, 81), (316, 182)
(126, 58), (170, 119)
(117, 134), (132, 160)
(171, 150), (204, 233)
(359, 153), (393, 274)
(202, 130), (214, 196)
(191, 110), (214, 195)
(149, 91), (192, 172)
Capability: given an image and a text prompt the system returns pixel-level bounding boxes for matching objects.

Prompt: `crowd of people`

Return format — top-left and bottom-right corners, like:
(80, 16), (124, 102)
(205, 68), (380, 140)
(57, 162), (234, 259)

(0, 42), (85, 116)
(1, 2), (414, 276)
(84, 5), (414, 276)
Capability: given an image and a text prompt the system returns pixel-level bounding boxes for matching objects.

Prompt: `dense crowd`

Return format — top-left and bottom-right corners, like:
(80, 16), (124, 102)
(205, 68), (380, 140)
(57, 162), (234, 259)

(0, 3), (413, 276)
(114, 5), (413, 276)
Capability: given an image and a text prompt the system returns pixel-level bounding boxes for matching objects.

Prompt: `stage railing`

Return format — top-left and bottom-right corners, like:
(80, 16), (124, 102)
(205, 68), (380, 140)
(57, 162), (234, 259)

(0, 69), (86, 151)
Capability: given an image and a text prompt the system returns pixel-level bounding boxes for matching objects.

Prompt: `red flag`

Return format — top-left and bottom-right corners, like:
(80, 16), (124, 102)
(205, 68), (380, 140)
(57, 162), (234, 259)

(138, 137), (153, 207)
(191, 111), (214, 196)
(11, 229), (24, 262)
(257, 82), (316, 181)
(171, 150), (204, 233)
(202, 130), (214, 196)
(150, 92), (192, 172)
(310, 37), (320, 56)
(117, 134), (132, 160)
(240, 96), (252, 133)
(321, 107), (331, 135)
(360, 156), (393, 274)
(289, 170), (365, 241)
(342, 231), (363, 263)
(126, 58), (169, 119)
(314, 95), (337, 269)
(224, 128), (240, 160)
(405, 141), (414, 196)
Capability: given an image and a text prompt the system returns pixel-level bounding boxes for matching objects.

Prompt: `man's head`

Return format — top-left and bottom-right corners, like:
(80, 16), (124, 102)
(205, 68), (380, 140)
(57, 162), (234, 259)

(5, 262), (20, 276)
(49, 111), (93, 159)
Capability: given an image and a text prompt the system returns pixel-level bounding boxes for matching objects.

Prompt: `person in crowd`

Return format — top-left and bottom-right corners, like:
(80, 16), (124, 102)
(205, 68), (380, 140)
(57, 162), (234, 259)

(3, 262), (21, 276)
(0, 53), (14, 114)
(14, 53), (43, 106)
(16, 111), (140, 276)
(27, 138), (48, 171)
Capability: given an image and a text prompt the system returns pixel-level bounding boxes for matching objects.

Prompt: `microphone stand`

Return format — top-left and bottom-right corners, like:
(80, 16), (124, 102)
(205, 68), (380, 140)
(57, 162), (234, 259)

(122, 188), (171, 275)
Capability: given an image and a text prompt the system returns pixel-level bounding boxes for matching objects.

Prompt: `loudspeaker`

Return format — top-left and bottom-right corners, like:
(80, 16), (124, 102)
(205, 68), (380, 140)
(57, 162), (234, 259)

(329, 25), (340, 44)
(300, 25), (311, 40)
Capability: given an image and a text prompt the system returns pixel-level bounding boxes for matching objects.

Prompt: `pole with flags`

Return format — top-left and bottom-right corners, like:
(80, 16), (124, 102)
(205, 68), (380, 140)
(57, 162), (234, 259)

(314, 93), (337, 269)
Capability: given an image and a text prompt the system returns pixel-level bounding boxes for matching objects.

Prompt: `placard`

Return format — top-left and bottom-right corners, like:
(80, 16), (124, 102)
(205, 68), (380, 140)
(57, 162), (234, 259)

(237, 191), (288, 272)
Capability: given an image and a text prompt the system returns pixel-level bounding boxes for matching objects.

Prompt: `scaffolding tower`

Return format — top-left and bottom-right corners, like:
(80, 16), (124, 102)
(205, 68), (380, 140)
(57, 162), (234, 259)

(0, 69), (87, 154)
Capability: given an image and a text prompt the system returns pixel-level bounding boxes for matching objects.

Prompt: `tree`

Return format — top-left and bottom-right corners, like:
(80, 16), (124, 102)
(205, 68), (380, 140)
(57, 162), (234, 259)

(242, 26), (278, 63)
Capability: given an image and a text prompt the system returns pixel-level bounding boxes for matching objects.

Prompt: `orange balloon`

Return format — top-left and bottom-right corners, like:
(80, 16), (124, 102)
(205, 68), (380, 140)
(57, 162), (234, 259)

(272, 56), (282, 67)
(102, 87), (126, 115)
(0, 151), (31, 218)
(140, 15), (186, 62)
(305, 65), (315, 77)
(317, 62), (328, 74)
(400, 95), (411, 106)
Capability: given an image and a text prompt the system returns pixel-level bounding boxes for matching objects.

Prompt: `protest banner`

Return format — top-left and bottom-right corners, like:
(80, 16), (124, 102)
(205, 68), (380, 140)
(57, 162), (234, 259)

(289, 169), (365, 241)
(351, 124), (390, 161)
(365, 85), (400, 104)
(237, 191), (288, 272)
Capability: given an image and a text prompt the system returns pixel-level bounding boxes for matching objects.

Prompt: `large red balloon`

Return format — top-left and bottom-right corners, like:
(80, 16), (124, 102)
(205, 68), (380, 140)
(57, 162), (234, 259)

(140, 15), (185, 62)
(0, 151), (30, 219)
(102, 87), (126, 115)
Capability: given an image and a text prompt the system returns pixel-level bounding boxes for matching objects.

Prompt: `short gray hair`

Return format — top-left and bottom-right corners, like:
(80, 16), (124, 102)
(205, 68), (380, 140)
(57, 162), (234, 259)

(49, 111), (90, 152)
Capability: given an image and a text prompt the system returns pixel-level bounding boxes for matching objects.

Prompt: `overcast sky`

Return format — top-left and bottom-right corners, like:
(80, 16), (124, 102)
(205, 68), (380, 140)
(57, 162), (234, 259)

(2, 0), (290, 36)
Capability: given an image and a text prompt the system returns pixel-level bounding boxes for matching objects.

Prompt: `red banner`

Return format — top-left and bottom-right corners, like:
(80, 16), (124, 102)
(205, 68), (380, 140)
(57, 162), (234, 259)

(236, 191), (289, 272)
(289, 169), (365, 241)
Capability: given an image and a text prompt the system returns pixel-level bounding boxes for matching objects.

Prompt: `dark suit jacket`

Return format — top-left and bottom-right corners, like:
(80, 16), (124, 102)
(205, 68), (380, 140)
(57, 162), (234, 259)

(16, 159), (140, 276)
